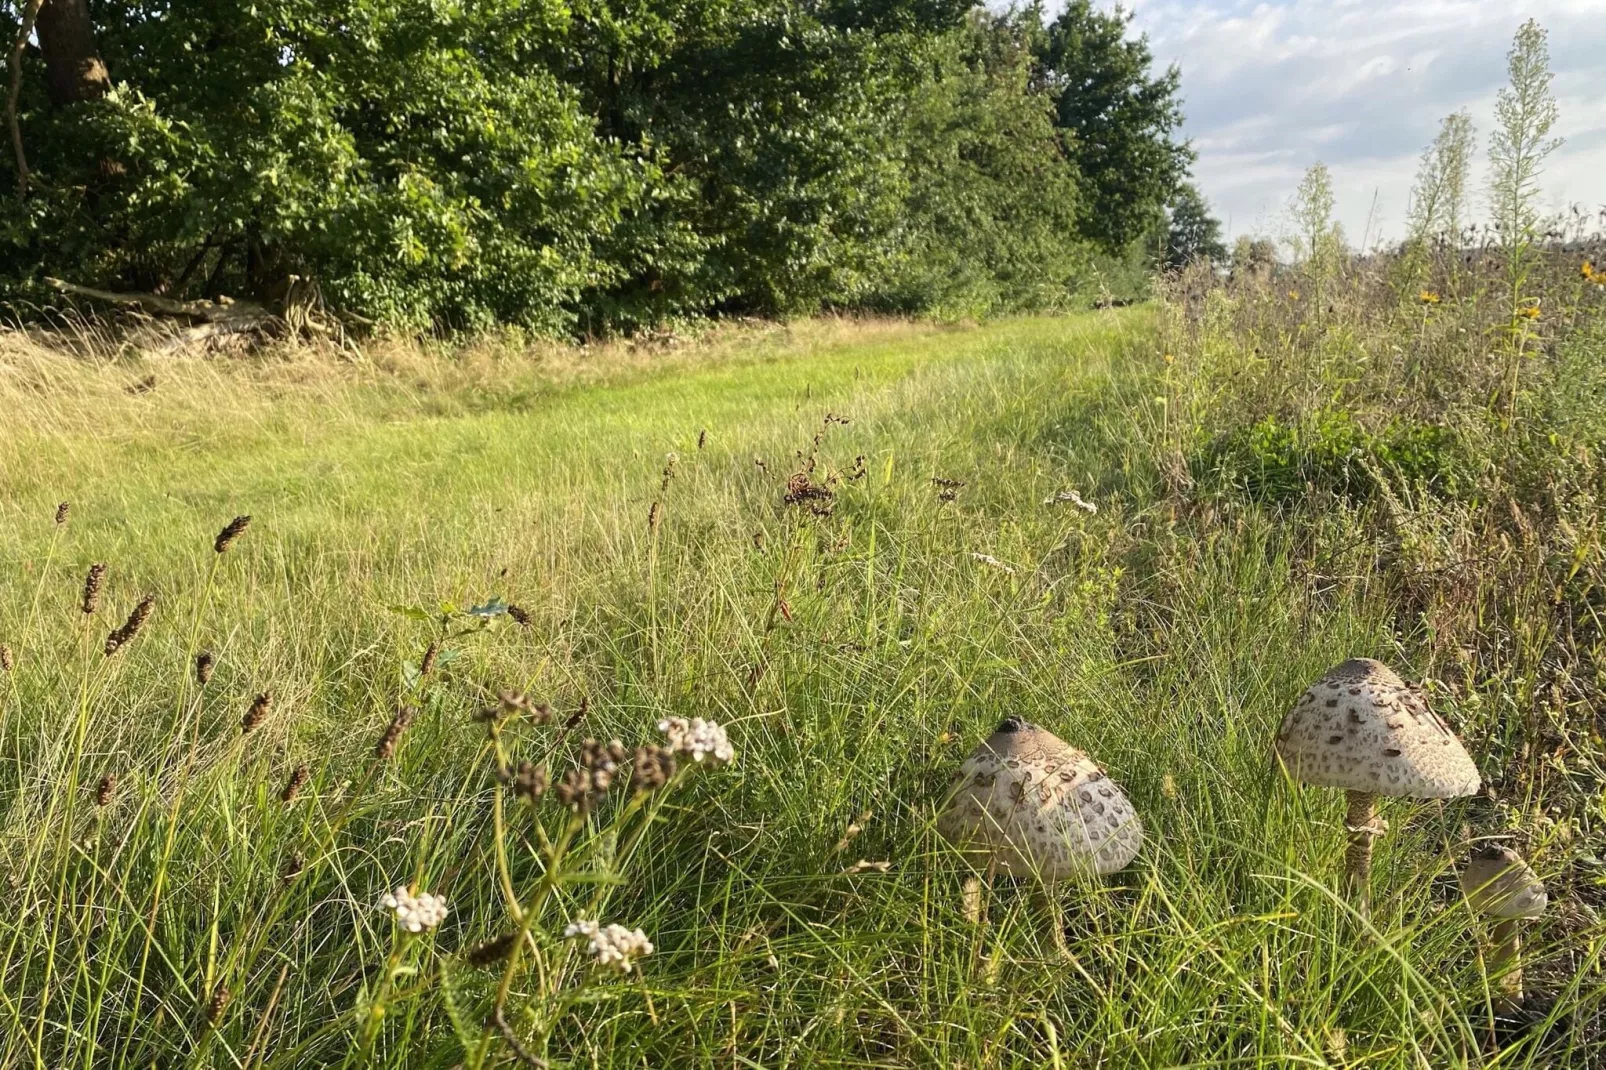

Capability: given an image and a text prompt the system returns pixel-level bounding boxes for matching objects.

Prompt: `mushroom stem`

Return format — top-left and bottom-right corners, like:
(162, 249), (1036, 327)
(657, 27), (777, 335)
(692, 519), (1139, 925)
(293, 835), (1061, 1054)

(1343, 790), (1380, 913)
(1491, 918), (1524, 1013)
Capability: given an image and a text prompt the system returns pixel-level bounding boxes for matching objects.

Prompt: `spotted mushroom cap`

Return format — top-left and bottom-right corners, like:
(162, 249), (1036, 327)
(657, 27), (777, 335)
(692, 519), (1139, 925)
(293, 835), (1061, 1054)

(935, 718), (1142, 880)
(1274, 658), (1480, 798)
(1460, 845), (1546, 920)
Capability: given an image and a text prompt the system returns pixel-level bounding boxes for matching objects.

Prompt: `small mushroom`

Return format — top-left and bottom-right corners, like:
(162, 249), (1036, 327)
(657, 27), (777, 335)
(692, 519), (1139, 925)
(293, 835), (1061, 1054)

(937, 718), (1142, 928)
(1461, 845), (1546, 1013)
(1273, 658), (1479, 913)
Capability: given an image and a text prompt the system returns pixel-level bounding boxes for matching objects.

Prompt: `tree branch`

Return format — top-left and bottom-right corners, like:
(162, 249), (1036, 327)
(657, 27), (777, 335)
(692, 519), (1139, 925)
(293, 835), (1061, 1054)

(8, 0), (43, 196)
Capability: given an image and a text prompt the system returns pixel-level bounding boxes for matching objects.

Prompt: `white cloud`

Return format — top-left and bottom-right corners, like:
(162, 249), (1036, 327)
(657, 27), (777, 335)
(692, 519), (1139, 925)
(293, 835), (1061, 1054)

(1043, 0), (1606, 243)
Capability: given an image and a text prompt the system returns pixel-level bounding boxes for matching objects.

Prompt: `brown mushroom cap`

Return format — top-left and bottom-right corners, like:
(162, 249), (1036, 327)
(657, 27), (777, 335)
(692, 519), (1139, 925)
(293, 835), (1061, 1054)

(1274, 658), (1480, 798)
(1461, 845), (1546, 920)
(936, 719), (1142, 880)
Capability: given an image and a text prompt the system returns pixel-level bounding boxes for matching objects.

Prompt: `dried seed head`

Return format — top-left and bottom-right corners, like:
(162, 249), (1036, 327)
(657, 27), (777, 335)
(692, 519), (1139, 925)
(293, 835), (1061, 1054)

(95, 773), (117, 807)
(104, 594), (156, 656)
(281, 852), (305, 883)
(648, 501), (662, 532)
(697, 429), (707, 450)
(241, 693), (272, 735)
(508, 760), (548, 801)
(281, 764), (309, 803)
(563, 695), (588, 730)
(195, 651), (215, 686)
(81, 563), (107, 615)
(55, 502), (70, 525)
(630, 745), (677, 793)
(214, 515), (251, 554)
(0, 644), (12, 672)
(420, 641), (439, 677)
(205, 985), (231, 1026)
(497, 690), (529, 716)
(507, 604), (531, 627)
(466, 932), (519, 967)
(375, 705), (415, 761)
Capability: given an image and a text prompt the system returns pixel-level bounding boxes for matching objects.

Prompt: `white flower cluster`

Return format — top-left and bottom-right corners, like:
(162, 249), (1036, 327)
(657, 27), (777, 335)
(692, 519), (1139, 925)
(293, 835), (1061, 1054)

(563, 919), (655, 973)
(380, 886), (449, 933)
(657, 716), (734, 766)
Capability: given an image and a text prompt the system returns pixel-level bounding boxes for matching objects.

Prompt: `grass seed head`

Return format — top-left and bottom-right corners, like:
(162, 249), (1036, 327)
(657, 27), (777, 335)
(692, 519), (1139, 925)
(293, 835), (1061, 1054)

(648, 500), (661, 532)
(95, 773), (116, 807)
(281, 853), (304, 883)
(420, 640), (439, 676)
(195, 651), (215, 686)
(281, 764), (309, 803)
(0, 644), (12, 672)
(55, 502), (69, 524)
(103, 593), (155, 656)
(241, 692), (272, 734)
(213, 515), (251, 554)
(375, 705), (416, 760)
(81, 563), (107, 615)
(205, 985), (230, 1027)
(697, 428), (707, 449)
(563, 695), (588, 729)
(507, 604), (531, 627)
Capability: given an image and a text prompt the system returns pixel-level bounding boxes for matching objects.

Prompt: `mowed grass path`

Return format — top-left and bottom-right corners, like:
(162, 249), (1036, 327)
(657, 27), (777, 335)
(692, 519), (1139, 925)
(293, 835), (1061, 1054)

(0, 313), (1593, 1067)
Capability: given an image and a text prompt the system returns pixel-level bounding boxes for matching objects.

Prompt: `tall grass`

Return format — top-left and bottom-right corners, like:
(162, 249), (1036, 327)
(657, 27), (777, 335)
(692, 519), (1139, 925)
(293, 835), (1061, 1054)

(0, 298), (1602, 1066)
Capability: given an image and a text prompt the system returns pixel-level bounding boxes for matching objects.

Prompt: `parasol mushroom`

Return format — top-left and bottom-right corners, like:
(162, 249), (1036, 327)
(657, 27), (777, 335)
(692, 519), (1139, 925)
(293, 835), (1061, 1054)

(1461, 844), (1546, 1013)
(937, 718), (1142, 928)
(1274, 658), (1480, 913)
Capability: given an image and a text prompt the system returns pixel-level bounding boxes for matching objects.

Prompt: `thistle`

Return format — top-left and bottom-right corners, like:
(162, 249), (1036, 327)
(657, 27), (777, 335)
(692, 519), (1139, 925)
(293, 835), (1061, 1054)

(375, 705), (416, 760)
(95, 773), (117, 807)
(281, 764), (309, 803)
(81, 563), (107, 615)
(54, 502), (69, 525)
(195, 651), (216, 686)
(214, 515), (251, 554)
(241, 692), (272, 734)
(104, 594), (156, 656)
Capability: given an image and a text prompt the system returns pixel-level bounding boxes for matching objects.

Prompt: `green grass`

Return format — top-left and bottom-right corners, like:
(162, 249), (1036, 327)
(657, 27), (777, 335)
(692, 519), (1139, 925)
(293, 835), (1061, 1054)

(0, 311), (1598, 1067)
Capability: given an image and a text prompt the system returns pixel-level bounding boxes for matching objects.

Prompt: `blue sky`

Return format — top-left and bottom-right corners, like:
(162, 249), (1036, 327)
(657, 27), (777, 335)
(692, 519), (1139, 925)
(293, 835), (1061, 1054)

(1057, 0), (1606, 244)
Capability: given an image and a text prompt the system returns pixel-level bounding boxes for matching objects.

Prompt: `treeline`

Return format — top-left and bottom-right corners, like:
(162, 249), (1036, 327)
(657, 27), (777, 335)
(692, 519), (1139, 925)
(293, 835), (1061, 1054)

(3, 0), (1207, 334)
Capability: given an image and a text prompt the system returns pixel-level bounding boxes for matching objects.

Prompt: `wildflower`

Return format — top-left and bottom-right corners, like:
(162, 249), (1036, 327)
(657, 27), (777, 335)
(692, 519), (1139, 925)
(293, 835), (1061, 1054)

(281, 764), (310, 803)
(1162, 352), (1175, 365)
(657, 716), (734, 766)
(1582, 260), (1595, 281)
(95, 773), (117, 807)
(466, 932), (519, 966)
(1288, 289), (1300, 300)
(104, 594), (156, 656)
(213, 515), (251, 554)
(0, 644), (11, 672)
(1418, 289), (1440, 305)
(380, 886), (449, 933)
(241, 692), (272, 734)
(195, 651), (215, 686)
(375, 705), (416, 760)
(507, 604), (531, 627)
(81, 563), (106, 615)
(630, 745), (677, 793)
(54, 502), (69, 525)
(968, 553), (1015, 575)
(1518, 303), (1541, 320)
(419, 640), (439, 677)
(563, 919), (654, 973)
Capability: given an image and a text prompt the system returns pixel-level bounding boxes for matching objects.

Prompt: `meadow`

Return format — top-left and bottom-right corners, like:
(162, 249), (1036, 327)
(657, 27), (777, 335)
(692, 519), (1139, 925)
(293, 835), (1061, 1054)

(2, 254), (1605, 1066)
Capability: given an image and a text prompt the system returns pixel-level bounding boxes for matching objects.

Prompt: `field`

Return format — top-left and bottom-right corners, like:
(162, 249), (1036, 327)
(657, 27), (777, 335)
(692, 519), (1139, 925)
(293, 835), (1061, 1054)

(1, 291), (1604, 1066)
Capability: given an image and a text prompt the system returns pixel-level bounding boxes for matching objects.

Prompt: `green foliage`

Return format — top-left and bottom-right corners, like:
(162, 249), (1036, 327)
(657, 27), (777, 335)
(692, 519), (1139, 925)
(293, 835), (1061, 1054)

(1161, 182), (1226, 269)
(0, 0), (1192, 333)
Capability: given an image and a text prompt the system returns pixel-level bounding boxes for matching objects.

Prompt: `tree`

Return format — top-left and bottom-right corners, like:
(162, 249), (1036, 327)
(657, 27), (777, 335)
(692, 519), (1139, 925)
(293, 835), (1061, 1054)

(1033, 0), (1191, 252)
(1287, 162), (1342, 268)
(34, 0), (110, 105)
(1162, 183), (1225, 269)
(1488, 17), (1561, 312)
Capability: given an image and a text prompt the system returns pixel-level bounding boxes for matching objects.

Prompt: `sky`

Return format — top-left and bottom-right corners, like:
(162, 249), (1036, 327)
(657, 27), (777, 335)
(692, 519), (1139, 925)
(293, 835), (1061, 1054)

(1064, 0), (1606, 245)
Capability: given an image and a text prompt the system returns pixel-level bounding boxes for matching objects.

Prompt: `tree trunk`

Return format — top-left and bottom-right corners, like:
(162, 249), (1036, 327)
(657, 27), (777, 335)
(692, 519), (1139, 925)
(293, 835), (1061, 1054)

(35, 0), (111, 105)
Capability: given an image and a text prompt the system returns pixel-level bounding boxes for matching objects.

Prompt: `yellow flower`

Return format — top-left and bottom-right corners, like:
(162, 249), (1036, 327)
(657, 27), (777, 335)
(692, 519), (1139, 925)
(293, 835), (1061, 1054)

(1418, 289), (1440, 305)
(1287, 289), (1300, 300)
(1162, 352), (1175, 365)
(1582, 260), (1595, 281)
(1518, 303), (1540, 320)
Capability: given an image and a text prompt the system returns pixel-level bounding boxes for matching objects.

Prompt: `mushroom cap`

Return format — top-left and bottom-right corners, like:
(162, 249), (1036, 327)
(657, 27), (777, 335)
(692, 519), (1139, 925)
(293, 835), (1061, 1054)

(935, 718), (1142, 880)
(1273, 658), (1480, 798)
(1461, 845), (1546, 920)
